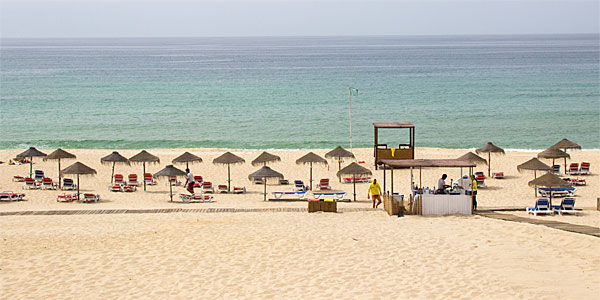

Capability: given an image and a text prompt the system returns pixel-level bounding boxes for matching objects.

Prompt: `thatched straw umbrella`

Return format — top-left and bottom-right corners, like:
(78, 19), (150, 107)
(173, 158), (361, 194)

(61, 162), (97, 199)
(325, 146), (355, 182)
(213, 152), (245, 192)
(154, 165), (187, 202)
(248, 166), (284, 201)
(44, 148), (76, 189)
(101, 151), (130, 183)
(251, 151), (281, 166)
(129, 150), (160, 191)
(475, 142), (505, 177)
(537, 147), (569, 170)
(550, 139), (581, 173)
(172, 152), (202, 170)
(16, 147), (47, 178)
(337, 162), (372, 201)
(457, 152), (487, 178)
(528, 172), (571, 207)
(296, 152), (328, 191)
(517, 158), (552, 197)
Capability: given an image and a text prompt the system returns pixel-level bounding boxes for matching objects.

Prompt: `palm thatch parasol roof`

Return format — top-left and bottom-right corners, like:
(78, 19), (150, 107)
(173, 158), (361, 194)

(475, 142), (505, 176)
(172, 152), (202, 169)
(101, 151), (130, 164)
(528, 172), (571, 188)
(457, 152), (487, 165)
(17, 147), (47, 158)
(213, 152), (245, 192)
(325, 146), (355, 159)
(44, 148), (76, 160)
(517, 158), (551, 172)
(213, 152), (245, 165)
(248, 166), (284, 201)
(550, 139), (581, 150)
(44, 148), (76, 189)
(296, 152), (328, 165)
(129, 150), (160, 164)
(60, 162), (97, 197)
(337, 162), (372, 202)
(538, 147), (570, 159)
(17, 147), (47, 178)
(251, 151), (281, 166)
(154, 165), (187, 202)
(129, 150), (160, 191)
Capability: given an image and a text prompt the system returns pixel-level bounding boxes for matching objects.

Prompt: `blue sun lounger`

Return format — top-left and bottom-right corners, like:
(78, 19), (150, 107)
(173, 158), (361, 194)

(312, 192), (346, 200)
(551, 197), (580, 215)
(526, 198), (553, 216)
(271, 191), (307, 200)
(538, 187), (575, 198)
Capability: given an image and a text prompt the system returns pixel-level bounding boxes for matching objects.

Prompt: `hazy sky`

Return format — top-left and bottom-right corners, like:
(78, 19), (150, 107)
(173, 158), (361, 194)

(1, 0), (598, 38)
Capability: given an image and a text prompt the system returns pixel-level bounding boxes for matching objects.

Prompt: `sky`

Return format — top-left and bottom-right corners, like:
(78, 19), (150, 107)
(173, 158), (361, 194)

(1, 0), (598, 38)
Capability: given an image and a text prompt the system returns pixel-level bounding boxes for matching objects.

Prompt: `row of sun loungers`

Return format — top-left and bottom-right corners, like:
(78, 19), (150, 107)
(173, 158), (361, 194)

(527, 197), (579, 216)
(56, 193), (100, 203)
(270, 191), (347, 201)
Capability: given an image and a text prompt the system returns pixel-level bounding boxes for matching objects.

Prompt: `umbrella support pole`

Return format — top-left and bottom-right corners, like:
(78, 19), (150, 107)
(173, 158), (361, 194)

(228, 165), (231, 192)
(488, 153), (491, 177)
(169, 183), (173, 202)
(309, 163), (313, 191)
(143, 163), (146, 191)
(58, 159), (61, 189)
(111, 162), (115, 184)
(353, 180), (356, 202)
(382, 164), (386, 193)
(264, 180), (267, 201)
(29, 158), (33, 178)
(390, 168), (394, 197)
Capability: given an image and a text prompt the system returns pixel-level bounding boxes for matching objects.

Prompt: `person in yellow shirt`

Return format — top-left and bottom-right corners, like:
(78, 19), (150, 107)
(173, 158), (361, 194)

(367, 179), (383, 208)
(469, 174), (478, 211)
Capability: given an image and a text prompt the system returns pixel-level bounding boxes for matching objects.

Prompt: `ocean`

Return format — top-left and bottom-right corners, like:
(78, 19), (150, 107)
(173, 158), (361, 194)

(1, 34), (598, 150)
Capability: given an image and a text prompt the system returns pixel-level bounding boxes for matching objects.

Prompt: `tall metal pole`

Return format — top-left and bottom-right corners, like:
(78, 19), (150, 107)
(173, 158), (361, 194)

(348, 86), (353, 154)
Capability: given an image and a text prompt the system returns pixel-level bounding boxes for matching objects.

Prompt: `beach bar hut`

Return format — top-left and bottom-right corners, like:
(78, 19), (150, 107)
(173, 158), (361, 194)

(373, 123), (415, 170)
(380, 159), (476, 216)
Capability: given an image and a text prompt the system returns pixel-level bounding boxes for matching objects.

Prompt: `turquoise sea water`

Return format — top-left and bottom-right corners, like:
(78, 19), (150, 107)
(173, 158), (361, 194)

(1, 35), (598, 150)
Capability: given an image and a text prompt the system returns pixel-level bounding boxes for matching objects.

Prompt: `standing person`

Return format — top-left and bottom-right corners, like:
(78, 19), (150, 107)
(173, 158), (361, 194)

(469, 174), (478, 211)
(436, 174), (450, 194)
(367, 179), (383, 208)
(185, 168), (195, 194)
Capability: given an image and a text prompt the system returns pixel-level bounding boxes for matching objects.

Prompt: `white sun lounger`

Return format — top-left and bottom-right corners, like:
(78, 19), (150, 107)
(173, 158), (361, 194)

(271, 191), (307, 200)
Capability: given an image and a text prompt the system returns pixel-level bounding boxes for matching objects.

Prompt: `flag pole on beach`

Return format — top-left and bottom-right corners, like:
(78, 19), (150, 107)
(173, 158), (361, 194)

(348, 87), (358, 154)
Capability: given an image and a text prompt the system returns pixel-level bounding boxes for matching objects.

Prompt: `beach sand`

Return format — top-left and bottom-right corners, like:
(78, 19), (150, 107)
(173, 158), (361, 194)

(1, 147), (599, 299)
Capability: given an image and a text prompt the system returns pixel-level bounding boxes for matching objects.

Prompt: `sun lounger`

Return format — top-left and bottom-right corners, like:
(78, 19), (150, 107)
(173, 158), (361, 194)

(81, 193), (100, 203)
(312, 192), (346, 200)
(0, 191), (25, 201)
(193, 175), (203, 184)
(217, 184), (228, 193)
(317, 178), (331, 190)
(12, 175), (25, 182)
(552, 165), (560, 175)
(122, 185), (136, 192)
(491, 172), (504, 179)
(279, 179), (289, 185)
(128, 174), (140, 186)
(23, 177), (38, 190)
(551, 197), (580, 215)
(113, 174), (125, 185)
(566, 163), (579, 175)
(34, 170), (44, 182)
(57, 193), (76, 202)
(201, 181), (215, 193)
(293, 180), (307, 192)
(62, 178), (77, 190)
(561, 177), (586, 186)
(233, 186), (246, 194)
(109, 184), (123, 192)
(474, 172), (486, 187)
(526, 198), (553, 216)
(179, 193), (213, 203)
(538, 187), (575, 198)
(144, 173), (157, 185)
(40, 177), (58, 190)
(271, 191), (307, 200)
(579, 162), (590, 175)
(253, 178), (264, 185)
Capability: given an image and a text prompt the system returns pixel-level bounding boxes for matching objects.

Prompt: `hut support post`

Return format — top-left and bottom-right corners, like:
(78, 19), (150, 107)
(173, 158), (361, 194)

(353, 179), (356, 202)
(338, 158), (342, 182)
(488, 153), (491, 177)
(143, 163), (146, 191)
(534, 170), (537, 197)
(77, 174), (80, 201)
(58, 159), (62, 189)
(563, 157), (567, 175)
(419, 167), (422, 190)
(29, 158), (33, 178)
(111, 162), (115, 184)
(382, 164), (386, 193)
(391, 167), (394, 196)
(263, 179), (267, 201)
(309, 162), (313, 191)
(228, 164), (231, 192)
(169, 182), (173, 202)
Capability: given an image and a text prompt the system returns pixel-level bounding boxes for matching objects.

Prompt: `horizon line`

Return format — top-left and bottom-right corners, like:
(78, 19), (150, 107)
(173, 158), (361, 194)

(1, 32), (598, 40)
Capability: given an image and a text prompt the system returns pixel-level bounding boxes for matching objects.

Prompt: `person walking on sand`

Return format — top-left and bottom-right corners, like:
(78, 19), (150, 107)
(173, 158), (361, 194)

(185, 168), (195, 194)
(469, 174), (478, 211)
(367, 179), (383, 208)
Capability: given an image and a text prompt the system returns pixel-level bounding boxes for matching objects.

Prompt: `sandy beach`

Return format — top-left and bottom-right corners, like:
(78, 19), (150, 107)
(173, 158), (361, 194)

(1, 147), (599, 299)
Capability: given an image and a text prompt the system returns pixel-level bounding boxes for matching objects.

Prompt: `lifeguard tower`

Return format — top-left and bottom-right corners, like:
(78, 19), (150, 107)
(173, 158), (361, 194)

(373, 122), (415, 169)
